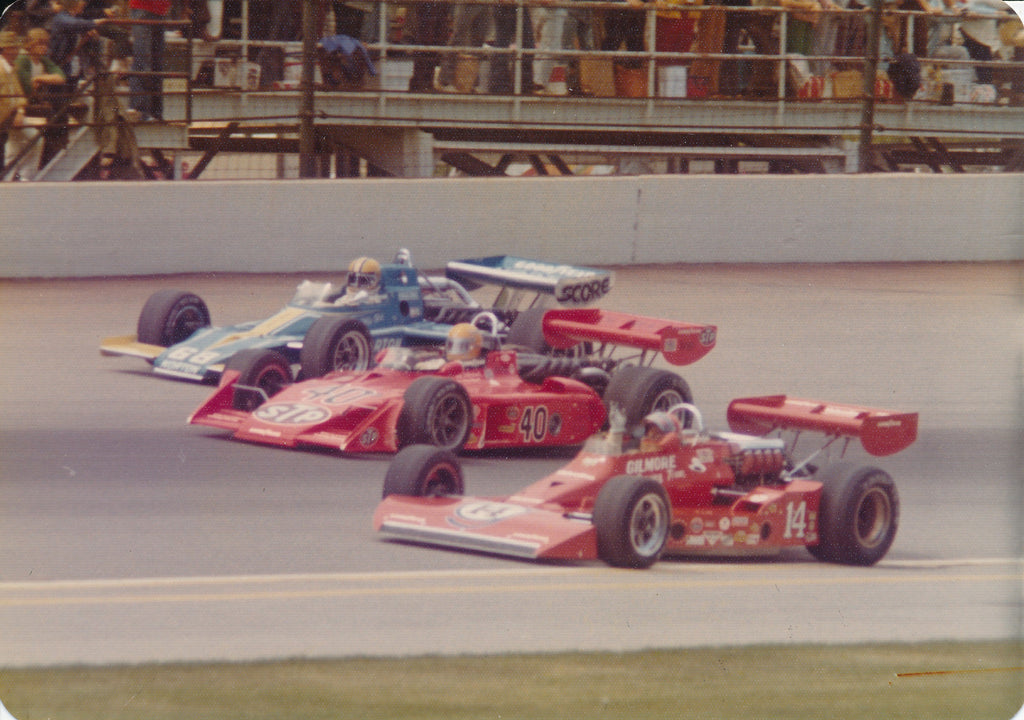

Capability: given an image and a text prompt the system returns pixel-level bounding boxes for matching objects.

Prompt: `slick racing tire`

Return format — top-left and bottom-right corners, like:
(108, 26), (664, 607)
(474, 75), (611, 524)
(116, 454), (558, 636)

(504, 307), (551, 353)
(224, 348), (293, 411)
(808, 463), (899, 566)
(593, 475), (670, 569)
(136, 290), (211, 347)
(504, 307), (587, 358)
(383, 444), (465, 498)
(396, 377), (473, 452)
(603, 366), (693, 434)
(300, 317), (374, 378)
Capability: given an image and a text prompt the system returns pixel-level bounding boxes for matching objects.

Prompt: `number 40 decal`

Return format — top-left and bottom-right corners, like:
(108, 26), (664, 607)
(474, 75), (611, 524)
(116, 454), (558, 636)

(519, 406), (549, 443)
(784, 500), (808, 539)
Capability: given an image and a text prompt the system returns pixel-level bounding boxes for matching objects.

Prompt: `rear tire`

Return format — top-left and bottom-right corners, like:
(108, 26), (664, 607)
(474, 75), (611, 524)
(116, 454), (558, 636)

(505, 307), (586, 358)
(504, 307), (550, 353)
(383, 445), (465, 498)
(224, 349), (292, 411)
(300, 317), (373, 378)
(593, 476), (670, 568)
(809, 463), (899, 565)
(396, 377), (473, 452)
(137, 290), (210, 346)
(603, 366), (692, 434)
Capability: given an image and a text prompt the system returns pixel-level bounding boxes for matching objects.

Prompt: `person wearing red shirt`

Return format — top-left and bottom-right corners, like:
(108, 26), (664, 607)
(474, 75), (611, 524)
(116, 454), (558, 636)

(128, 0), (171, 120)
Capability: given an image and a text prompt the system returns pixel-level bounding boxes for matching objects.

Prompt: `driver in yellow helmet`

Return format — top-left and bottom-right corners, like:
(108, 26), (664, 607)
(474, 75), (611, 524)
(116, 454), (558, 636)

(445, 323), (485, 365)
(336, 257), (383, 305)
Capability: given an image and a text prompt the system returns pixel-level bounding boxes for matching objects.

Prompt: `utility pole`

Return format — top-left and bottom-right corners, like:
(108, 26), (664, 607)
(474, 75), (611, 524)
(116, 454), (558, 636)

(857, 0), (883, 172)
(299, 0), (317, 178)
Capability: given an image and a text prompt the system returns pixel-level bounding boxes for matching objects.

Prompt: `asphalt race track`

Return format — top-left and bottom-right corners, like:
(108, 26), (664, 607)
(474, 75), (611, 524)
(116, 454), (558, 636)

(0, 263), (1021, 667)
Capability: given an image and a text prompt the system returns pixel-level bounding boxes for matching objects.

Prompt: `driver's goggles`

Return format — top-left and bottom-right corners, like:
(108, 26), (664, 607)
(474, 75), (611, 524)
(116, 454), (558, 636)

(349, 272), (377, 289)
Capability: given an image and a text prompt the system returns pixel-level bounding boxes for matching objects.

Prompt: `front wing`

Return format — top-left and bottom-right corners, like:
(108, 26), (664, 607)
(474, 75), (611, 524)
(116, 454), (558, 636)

(99, 335), (165, 361)
(374, 496), (599, 561)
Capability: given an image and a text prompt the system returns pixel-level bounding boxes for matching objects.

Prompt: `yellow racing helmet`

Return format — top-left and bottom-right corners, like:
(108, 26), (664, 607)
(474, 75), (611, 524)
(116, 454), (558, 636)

(445, 323), (484, 362)
(347, 257), (381, 293)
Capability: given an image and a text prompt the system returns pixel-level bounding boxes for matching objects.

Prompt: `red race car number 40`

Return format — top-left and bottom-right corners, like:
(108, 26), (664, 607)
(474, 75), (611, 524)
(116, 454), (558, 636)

(519, 406), (557, 442)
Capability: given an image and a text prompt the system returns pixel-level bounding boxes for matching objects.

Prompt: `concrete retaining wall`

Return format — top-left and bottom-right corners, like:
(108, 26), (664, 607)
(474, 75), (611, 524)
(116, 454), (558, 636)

(2, 174), (1021, 277)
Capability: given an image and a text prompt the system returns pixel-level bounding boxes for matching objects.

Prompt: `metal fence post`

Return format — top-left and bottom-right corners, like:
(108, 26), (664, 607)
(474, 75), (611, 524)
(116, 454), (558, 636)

(299, 0), (318, 178)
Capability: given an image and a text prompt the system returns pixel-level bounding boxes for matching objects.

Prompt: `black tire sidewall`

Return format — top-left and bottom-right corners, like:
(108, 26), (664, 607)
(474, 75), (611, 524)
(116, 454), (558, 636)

(137, 290), (210, 346)
(603, 366), (693, 433)
(383, 444), (465, 498)
(813, 462), (899, 566)
(593, 475), (670, 568)
(396, 377), (473, 452)
(224, 348), (292, 410)
(300, 317), (373, 378)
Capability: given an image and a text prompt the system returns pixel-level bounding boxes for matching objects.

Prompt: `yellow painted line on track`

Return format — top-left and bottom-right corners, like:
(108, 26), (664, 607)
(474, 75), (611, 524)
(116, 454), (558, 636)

(0, 556), (1018, 592)
(1, 567), (1019, 609)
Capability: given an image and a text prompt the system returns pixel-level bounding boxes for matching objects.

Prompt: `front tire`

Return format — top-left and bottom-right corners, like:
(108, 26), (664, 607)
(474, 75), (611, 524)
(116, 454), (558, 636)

(603, 366), (693, 433)
(396, 377), (473, 452)
(383, 444), (465, 498)
(300, 317), (373, 378)
(809, 463), (899, 566)
(137, 290), (210, 346)
(593, 476), (670, 568)
(223, 349), (293, 411)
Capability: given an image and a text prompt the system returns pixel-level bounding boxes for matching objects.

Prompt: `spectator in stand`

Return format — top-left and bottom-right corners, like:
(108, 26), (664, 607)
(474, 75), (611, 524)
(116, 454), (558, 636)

(128, 0), (170, 120)
(956, 0), (1009, 84)
(14, 27), (66, 101)
(716, 0), (776, 97)
(1, 29), (44, 176)
(490, 2), (538, 92)
(22, 0), (58, 29)
(407, 1), (449, 92)
(1, 31), (26, 139)
(48, 0), (108, 83)
(600, 0), (647, 69)
(436, 2), (493, 92)
(532, 0), (595, 94)
(13, 27), (68, 166)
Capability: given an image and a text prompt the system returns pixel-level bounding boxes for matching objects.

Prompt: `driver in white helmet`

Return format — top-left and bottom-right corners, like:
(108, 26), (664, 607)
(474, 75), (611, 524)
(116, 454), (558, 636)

(640, 411), (680, 452)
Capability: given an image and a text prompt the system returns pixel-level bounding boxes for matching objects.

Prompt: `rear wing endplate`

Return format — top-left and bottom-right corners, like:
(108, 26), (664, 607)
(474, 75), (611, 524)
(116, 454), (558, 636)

(541, 308), (717, 367)
(445, 256), (613, 306)
(726, 395), (918, 456)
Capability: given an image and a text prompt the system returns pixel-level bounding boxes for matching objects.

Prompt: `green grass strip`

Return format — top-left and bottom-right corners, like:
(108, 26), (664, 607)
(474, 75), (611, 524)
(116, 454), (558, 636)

(2, 640), (1021, 720)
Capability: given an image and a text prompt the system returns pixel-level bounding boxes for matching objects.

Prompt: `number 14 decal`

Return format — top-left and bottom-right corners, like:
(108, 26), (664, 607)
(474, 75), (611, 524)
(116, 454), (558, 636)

(784, 500), (808, 539)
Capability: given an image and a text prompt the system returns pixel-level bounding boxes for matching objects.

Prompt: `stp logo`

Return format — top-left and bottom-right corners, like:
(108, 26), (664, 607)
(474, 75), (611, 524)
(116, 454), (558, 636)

(254, 403), (330, 425)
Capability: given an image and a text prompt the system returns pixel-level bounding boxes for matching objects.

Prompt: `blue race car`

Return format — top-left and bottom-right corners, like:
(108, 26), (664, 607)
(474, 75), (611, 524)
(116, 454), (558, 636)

(100, 250), (615, 384)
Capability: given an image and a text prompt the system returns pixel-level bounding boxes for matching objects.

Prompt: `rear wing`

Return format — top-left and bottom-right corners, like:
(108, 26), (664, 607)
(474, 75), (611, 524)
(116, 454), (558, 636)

(445, 256), (613, 307)
(541, 308), (717, 367)
(726, 395), (918, 456)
